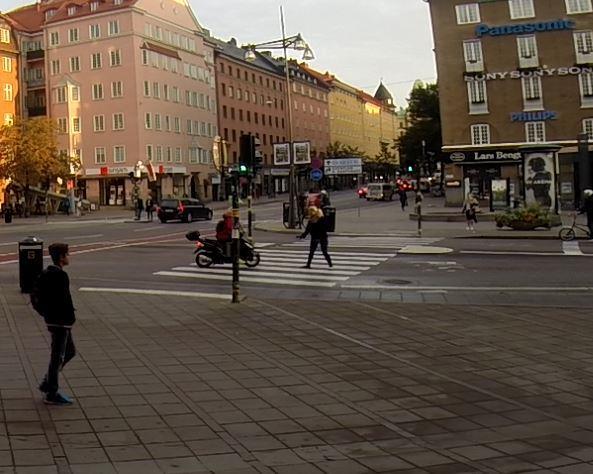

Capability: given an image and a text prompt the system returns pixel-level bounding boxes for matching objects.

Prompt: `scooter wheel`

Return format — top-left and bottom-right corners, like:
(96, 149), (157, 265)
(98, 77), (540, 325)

(559, 227), (576, 242)
(243, 251), (260, 268)
(195, 250), (214, 268)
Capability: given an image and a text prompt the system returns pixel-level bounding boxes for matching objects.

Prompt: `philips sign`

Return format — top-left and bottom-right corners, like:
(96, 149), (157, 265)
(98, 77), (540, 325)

(475, 19), (575, 37)
(510, 111), (558, 122)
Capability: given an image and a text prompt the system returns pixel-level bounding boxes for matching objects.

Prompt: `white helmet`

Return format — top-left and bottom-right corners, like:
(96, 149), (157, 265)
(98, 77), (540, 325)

(584, 189), (593, 197)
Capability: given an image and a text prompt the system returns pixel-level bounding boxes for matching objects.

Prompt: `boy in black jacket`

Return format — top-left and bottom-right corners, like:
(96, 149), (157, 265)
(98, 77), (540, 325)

(37, 243), (76, 405)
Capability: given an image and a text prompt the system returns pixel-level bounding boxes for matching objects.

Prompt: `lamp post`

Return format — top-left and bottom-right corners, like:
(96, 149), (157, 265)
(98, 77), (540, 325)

(244, 6), (314, 228)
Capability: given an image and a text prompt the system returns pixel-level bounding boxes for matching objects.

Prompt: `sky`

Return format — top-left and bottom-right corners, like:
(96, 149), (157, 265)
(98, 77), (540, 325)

(0, 0), (437, 108)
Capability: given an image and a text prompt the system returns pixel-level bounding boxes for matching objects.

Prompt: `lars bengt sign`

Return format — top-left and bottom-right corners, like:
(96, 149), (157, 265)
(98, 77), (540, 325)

(464, 66), (593, 82)
(511, 111), (557, 122)
(475, 19), (575, 37)
(447, 150), (522, 163)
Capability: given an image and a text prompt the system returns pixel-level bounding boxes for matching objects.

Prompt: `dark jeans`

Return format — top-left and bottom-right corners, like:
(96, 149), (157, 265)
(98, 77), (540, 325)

(45, 326), (76, 396)
(307, 237), (332, 267)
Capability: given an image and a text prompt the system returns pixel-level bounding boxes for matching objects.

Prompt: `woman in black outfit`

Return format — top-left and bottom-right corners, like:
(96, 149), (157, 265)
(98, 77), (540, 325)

(298, 206), (333, 268)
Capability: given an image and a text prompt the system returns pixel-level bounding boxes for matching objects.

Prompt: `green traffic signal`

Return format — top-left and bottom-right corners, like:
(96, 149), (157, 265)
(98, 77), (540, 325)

(239, 164), (248, 174)
(407, 166), (413, 172)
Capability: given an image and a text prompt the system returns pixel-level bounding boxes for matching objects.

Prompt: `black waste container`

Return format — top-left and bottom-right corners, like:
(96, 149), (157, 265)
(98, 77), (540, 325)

(4, 209), (12, 223)
(19, 237), (43, 293)
(324, 206), (336, 233)
(282, 202), (290, 225)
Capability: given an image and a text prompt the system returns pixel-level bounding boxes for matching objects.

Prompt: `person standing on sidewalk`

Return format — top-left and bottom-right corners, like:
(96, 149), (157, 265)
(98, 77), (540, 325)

(145, 196), (154, 221)
(298, 206), (333, 269)
(135, 197), (144, 220)
(398, 187), (408, 211)
(462, 192), (479, 232)
(33, 243), (76, 405)
(580, 189), (593, 239)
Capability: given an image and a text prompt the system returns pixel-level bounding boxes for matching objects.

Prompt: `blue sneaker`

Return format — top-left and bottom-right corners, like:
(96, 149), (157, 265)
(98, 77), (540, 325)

(44, 393), (73, 406)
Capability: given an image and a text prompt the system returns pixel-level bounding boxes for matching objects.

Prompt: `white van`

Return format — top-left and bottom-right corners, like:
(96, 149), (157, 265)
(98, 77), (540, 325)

(366, 183), (395, 201)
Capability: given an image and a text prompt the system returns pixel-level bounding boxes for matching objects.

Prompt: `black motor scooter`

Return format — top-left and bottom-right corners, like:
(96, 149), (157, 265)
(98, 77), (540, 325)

(185, 231), (260, 268)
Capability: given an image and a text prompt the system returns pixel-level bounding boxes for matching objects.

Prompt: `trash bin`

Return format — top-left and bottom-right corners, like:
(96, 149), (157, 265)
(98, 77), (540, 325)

(19, 237), (43, 293)
(4, 209), (12, 224)
(282, 202), (290, 225)
(324, 206), (336, 233)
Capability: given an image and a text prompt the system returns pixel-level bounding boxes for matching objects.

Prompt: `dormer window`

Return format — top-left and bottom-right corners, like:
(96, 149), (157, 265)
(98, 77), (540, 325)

(90, 1), (99, 11)
(45, 9), (56, 20)
(67, 6), (77, 16)
(114, 0), (123, 5)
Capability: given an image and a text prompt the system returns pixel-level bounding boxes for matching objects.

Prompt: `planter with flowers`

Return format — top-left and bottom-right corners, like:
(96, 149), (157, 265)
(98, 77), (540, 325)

(495, 206), (559, 230)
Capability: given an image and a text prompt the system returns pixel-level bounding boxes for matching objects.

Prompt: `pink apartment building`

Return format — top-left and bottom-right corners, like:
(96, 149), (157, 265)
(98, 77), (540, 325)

(8, 0), (217, 206)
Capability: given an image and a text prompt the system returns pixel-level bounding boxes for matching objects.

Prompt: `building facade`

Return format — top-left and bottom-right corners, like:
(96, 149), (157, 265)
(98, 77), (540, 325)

(8, 0), (217, 206)
(214, 39), (288, 196)
(428, 0), (593, 208)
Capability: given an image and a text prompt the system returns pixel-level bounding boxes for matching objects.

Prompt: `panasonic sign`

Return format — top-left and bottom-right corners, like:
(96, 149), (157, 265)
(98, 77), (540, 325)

(475, 19), (575, 37)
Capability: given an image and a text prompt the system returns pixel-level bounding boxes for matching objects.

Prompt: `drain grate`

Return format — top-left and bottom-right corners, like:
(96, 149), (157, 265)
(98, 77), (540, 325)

(382, 279), (412, 285)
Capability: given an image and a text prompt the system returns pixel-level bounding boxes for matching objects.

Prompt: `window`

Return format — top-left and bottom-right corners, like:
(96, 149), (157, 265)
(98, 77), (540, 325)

(3, 113), (13, 125)
(471, 124), (490, 145)
(156, 146), (163, 162)
(108, 20), (120, 36)
(67, 6), (77, 15)
(574, 31), (593, 63)
(111, 81), (123, 98)
(166, 147), (172, 163)
(522, 76), (542, 101)
(113, 145), (125, 163)
(154, 114), (161, 130)
(93, 115), (105, 132)
(91, 52), (102, 69)
(456, 3), (480, 24)
(174, 117), (180, 133)
(146, 144), (153, 161)
(584, 118), (593, 140)
(68, 28), (79, 43)
(509, 0), (534, 19)
(526, 121), (545, 142)
(566, 0), (593, 14)
(0, 28), (9, 44)
(188, 147), (198, 164)
(463, 40), (483, 72)
(142, 50), (149, 65)
(90, 1), (99, 12)
(580, 73), (593, 106)
(1, 57), (11, 72)
(165, 115), (171, 131)
(69, 56), (80, 72)
(163, 84), (169, 101)
(1, 84), (12, 102)
(143, 81), (150, 97)
(72, 117), (80, 133)
(517, 35), (538, 68)
(57, 117), (67, 133)
(110, 50), (121, 67)
(55, 86), (67, 103)
(50, 32), (59, 46)
(467, 80), (488, 114)
(175, 147), (181, 163)
(152, 82), (160, 99)
(95, 147), (106, 164)
(112, 113), (124, 130)
(145, 113), (152, 129)
(71, 86), (80, 101)
(51, 60), (60, 75)
(89, 24), (100, 39)
(92, 83), (104, 100)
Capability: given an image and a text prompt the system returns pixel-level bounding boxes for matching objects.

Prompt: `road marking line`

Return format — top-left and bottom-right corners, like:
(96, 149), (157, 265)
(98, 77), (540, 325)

(194, 261), (369, 271)
(171, 266), (350, 281)
(562, 241), (584, 255)
(133, 226), (163, 232)
(460, 250), (593, 257)
(260, 249), (396, 257)
(64, 234), (104, 240)
(155, 271), (337, 288)
(78, 287), (231, 300)
(244, 265), (359, 276)
(258, 256), (378, 266)
(0, 242), (17, 247)
(258, 252), (388, 262)
(340, 284), (593, 292)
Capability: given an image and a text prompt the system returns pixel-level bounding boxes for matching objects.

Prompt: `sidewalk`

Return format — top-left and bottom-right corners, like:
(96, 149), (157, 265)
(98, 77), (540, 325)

(2, 285), (593, 473)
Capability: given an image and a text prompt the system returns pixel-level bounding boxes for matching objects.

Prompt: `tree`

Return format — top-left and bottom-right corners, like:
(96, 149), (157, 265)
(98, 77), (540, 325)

(397, 82), (442, 176)
(0, 118), (79, 216)
(366, 141), (398, 181)
(326, 141), (368, 160)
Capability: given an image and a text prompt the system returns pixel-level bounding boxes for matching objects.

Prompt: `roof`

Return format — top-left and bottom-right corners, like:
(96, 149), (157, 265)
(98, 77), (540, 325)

(374, 82), (393, 103)
(213, 37), (284, 77)
(5, 3), (43, 33)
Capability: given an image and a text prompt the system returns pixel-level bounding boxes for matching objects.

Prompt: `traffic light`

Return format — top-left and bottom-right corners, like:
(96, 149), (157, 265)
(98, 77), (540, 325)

(239, 134), (256, 170)
(407, 165), (413, 173)
(253, 137), (263, 173)
(239, 164), (248, 175)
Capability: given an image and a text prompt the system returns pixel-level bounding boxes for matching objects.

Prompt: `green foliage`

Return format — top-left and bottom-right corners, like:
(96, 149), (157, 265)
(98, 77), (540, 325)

(396, 82), (442, 174)
(495, 205), (552, 230)
(326, 141), (368, 160)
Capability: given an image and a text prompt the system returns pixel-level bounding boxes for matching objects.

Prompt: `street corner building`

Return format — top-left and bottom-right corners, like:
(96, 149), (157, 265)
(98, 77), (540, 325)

(6, 0), (218, 207)
(426, 0), (593, 211)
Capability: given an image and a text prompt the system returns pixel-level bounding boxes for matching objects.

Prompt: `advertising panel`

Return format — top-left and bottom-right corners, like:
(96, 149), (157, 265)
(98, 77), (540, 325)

(524, 152), (556, 211)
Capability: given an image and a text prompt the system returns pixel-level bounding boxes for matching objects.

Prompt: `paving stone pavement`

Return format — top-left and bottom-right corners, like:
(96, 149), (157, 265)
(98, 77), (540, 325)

(2, 285), (593, 473)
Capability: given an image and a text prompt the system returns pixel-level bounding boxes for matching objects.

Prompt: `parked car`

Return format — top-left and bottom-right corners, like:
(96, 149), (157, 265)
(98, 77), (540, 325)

(396, 179), (413, 191)
(366, 183), (395, 201)
(357, 187), (368, 198)
(157, 198), (213, 223)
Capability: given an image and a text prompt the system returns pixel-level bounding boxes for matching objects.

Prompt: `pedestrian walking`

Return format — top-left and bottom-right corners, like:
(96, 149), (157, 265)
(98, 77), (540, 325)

(135, 197), (144, 220)
(145, 196), (154, 221)
(31, 243), (76, 405)
(462, 192), (479, 232)
(298, 206), (333, 268)
(398, 188), (408, 211)
(580, 189), (593, 239)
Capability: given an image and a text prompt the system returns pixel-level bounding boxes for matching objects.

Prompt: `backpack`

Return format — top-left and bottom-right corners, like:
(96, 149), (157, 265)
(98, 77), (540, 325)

(30, 270), (48, 316)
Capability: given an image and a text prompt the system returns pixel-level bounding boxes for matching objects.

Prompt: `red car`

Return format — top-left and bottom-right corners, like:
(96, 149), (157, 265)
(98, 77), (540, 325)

(396, 179), (413, 191)
(357, 187), (368, 198)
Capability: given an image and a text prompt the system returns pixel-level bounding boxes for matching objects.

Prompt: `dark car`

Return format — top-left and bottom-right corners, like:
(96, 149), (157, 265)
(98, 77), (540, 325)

(157, 198), (213, 223)
(357, 187), (368, 198)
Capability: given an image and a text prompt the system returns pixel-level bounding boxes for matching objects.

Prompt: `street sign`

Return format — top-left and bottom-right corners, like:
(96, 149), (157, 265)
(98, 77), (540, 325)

(311, 158), (322, 170)
(324, 158), (362, 175)
(310, 169), (323, 182)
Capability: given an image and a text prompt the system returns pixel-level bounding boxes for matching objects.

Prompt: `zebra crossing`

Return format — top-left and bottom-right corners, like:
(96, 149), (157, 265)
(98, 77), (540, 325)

(154, 247), (396, 288)
(282, 235), (442, 249)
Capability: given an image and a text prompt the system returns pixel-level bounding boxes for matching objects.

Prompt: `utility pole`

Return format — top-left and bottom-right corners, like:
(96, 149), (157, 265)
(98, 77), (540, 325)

(231, 169), (240, 304)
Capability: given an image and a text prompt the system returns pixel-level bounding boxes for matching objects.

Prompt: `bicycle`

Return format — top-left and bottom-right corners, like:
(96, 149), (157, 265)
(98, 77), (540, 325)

(558, 213), (591, 241)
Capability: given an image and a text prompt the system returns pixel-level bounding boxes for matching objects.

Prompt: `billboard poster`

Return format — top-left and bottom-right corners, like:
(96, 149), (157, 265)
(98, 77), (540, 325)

(524, 152), (556, 211)
(490, 179), (509, 211)
(293, 141), (311, 164)
(273, 143), (290, 166)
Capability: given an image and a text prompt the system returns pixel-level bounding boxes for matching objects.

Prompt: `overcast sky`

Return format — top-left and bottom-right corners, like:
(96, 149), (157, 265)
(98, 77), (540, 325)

(0, 0), (437, 107)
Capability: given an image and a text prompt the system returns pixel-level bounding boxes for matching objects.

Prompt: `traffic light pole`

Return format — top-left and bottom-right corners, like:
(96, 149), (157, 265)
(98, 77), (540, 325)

(231, 172), (240, 304)
(247, 178), (253, 240)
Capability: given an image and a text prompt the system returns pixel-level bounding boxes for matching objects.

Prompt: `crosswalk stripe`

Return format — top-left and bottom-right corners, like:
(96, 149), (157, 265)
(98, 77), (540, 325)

(154, 271), (337, 288)
(258, 252), (387, 262)
(171, 267), (350, 281)
(256, 256), (378, 267)
(258, 250), (396, 257)
(189, 262), (361, 275)
(220, 261), (369, 271)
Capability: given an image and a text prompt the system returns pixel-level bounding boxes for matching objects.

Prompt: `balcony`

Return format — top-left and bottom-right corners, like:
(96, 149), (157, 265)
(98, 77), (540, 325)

(26, 77), (45, 88)
(27, 106), (46, 117)
(26, 49), (44, 61)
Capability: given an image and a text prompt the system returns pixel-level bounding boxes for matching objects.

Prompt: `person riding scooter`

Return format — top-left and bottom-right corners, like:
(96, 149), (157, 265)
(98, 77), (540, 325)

(216, 210), (234, 256)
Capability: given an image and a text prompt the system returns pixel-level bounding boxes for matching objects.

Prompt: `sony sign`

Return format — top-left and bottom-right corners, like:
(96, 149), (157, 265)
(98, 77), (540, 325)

(475, 19), (575, 37)
(465, 66), (593, 82)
